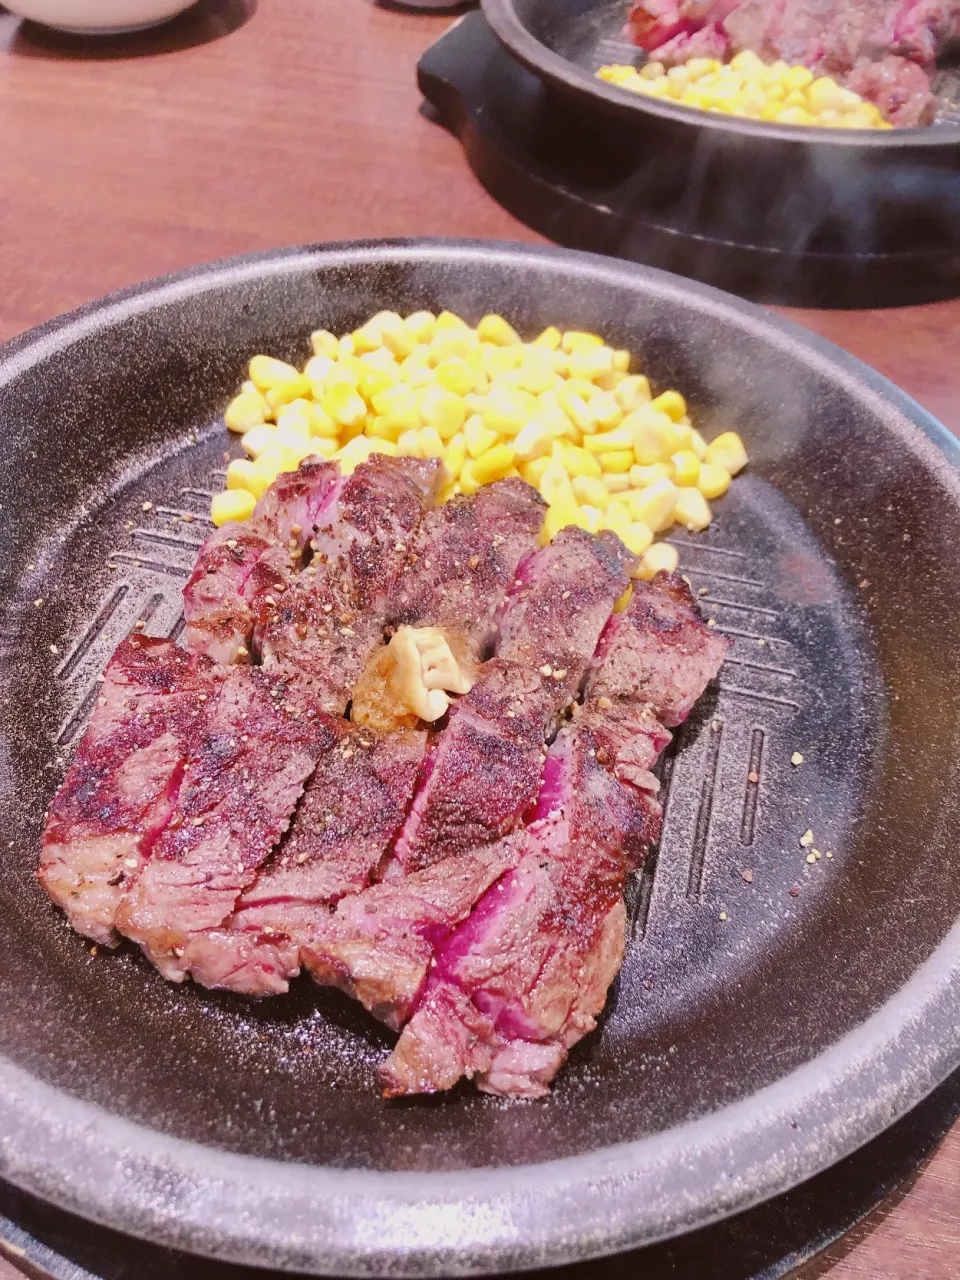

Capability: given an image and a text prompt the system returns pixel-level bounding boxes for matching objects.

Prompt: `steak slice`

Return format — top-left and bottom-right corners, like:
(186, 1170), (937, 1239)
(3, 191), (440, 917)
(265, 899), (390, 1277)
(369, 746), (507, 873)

(171, 726), (427, 995)
(388, 478), (545, 660)
(301, 834), (525, 1029)
(390, 528), (633, 874)
(588, 572), (733, 727)
(38, 636), (219, 947)
(257, 456), (443, 713)
(382, 574), (728, 1098)
(184, 459), (339, 664)
(114, 666), (335, 980)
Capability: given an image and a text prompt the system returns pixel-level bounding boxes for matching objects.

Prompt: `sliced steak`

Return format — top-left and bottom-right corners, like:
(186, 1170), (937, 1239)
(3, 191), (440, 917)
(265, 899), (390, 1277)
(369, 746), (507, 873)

(388, 478), (545, 659)
(256, 456), (443, 713)
(390, 528), (633, 874)
(173, 726), (427, 995)
(382, 574), (727, 1098)
(39, 637), (219, 947)
(183, 459), (338, 664)
(114, 666), (335, 980)
(588, 572), (732, 727)
(301, 834), (524, 1029)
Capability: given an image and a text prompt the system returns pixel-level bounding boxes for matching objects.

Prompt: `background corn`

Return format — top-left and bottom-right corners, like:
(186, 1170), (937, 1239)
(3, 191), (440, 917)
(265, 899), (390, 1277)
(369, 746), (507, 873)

(212, 310), (749, 581)
(598, 51), (890, 129)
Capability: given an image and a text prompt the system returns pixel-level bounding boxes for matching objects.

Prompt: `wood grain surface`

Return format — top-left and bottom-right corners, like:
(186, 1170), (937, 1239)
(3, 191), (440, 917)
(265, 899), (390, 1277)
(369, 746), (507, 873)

(0, 1), (957, 1277)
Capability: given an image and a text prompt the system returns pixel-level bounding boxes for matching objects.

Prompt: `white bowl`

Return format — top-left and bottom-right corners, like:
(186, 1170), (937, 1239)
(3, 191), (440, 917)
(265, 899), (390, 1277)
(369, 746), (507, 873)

(4, 0), (197, 33)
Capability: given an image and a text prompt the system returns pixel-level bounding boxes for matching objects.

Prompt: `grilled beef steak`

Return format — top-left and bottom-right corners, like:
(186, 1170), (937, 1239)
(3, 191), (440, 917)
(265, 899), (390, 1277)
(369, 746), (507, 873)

(382, 575), (730, 1097)
(39, 636), (220, 946)
(42, 449), (732, 1100)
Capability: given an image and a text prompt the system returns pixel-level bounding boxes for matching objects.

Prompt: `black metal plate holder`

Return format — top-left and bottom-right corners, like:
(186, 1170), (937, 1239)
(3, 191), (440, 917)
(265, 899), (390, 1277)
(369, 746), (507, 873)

(418, 12), (960, 308)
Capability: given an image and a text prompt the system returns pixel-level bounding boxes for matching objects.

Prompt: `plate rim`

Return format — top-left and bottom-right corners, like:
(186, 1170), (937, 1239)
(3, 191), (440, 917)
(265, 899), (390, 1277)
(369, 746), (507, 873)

(1, 237), (959, 1277)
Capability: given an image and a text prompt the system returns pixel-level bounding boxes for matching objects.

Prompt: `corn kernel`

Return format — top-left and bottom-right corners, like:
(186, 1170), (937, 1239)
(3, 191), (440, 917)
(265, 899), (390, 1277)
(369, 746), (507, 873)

(651, 390), (687, 422)
(358, 363), (399, 404)
(532, 325), (562, 349)
(516, 348), (556, 395)
(254, 443), (306, 487)
(603, 472), (631, 493)
(579, 505), (605, 534)
(615, 375), (652, 413)
(698, 462), (732, 499)
(459, 458), (481, 495)
(405, 311), (437, 343)
(472, 443), (516, 485)
(482, 387), (538, 437)
(604, 498), (631, 536)
(599, 450), (635, 474)
(304, 354), (335, 387)
(705, 430), (748, 475)
(434, 356), (477, 397)
(635, 541), (680, 580)
(630, 462), (674, 487)
(560, 442), (603, 479)
(336, 435), (397, 474)
(561, 330), (604, 353)
(444, 432), (467, 478)
(464, 415), (500, 459)
(520, 457), (550, 487)
(420, 386), (467, 440)
(557, 386), (594, 434)
(584, 426), (633, 455)
(628, 406), (681, 464)
(249, 354), (302, 391)
(226, 458), (264, 496)
(627, 477), (679, 531)
(612, 350), (631, 373)
(613, 584), (634, 613)
(539, 459), (576, 507)
(322, 382), (367, 428)
(396, 428), (422, 458)
(674, 487), (712, 531)
(541, 498), (586, 543)
(572, 475), (610, 509)
(241, 424), (277, 460)
(689, 428), (709, 459)
(275, 398), (313, 437)
(588, 391), (623, 431)
(211, 488), (256, 526)
(513, 414), (562, 463)
(370, 385), (419, 434)
(568, 345), (615, 381)
(622, 521), (654, 556)
(366, 416), (399, 442)
(265, 375), (312, 413)
(352, 320), (386, 354)
(225, 391), (267, 433)
(310, 330), (339, 359)
(671, 450), (701, 486)
(379, 314), (417, 361)
(418, 426), (446, 459)
(477, 314), (521, 346)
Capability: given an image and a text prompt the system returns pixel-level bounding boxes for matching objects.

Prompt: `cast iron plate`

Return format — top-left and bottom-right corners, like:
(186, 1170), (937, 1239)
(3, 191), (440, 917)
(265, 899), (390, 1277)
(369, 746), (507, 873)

(482, 0), (960, 137)
(0, 240), (959, 1276)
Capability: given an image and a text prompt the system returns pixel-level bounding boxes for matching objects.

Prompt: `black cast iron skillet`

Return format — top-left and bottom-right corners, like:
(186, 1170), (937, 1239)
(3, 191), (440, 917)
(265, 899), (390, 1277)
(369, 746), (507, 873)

(482, 0), (960, 138)
(0, 239), (959, 1276)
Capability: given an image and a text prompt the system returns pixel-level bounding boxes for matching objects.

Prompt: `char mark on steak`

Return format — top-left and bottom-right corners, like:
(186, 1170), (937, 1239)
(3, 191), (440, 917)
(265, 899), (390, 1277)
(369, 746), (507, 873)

(256, 456), (443, 713)
(382, 573), (728, 1098)
(38, 636), (220, 946)
(114, 665), (336, 979)
(171, 725), (427, 995)
(389, 527), (634, 874)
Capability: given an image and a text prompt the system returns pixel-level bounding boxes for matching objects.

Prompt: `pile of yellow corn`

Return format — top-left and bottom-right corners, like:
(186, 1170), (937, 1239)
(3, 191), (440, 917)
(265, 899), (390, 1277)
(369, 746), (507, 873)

(212, 310), (748, 582)
(597, 50), (890, 129)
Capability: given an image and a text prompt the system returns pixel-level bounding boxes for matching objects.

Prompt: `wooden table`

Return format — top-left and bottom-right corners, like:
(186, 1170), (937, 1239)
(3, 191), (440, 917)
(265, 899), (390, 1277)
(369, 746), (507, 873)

(0, 1), (956, 1276)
